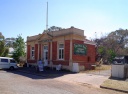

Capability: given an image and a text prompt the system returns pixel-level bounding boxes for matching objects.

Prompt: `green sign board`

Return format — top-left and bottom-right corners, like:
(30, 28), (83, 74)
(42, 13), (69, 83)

(74, 44), (87, 55)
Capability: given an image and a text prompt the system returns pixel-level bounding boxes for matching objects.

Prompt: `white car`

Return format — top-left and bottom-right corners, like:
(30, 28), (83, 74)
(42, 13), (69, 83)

(0, 57), (18, 70)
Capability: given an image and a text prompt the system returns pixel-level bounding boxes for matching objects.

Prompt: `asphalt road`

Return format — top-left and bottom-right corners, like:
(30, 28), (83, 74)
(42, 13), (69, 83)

(0, 70), (125, 94)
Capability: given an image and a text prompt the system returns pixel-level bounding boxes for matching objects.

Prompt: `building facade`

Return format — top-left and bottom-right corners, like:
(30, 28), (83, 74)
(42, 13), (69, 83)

(26, 27), (96, 72)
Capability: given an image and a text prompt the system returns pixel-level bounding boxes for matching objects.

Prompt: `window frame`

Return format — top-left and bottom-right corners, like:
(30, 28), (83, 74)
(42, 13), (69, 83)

(58, 44), (64, 60)
(43, 45), (48, 60)
(31, 47), (35, 59)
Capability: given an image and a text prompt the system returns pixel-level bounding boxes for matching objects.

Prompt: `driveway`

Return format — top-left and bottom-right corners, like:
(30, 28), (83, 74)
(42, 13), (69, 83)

(54, 73), (110, 88)
(18, 67), (110, 88)
(0, 70), (125, 94)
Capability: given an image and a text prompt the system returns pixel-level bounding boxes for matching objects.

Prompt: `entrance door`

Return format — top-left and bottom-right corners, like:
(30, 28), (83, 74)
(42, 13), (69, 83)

(43, 45), (48, 66)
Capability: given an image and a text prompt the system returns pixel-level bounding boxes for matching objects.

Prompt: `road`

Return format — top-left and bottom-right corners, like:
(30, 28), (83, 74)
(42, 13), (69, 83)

(0, 70), (125, 94)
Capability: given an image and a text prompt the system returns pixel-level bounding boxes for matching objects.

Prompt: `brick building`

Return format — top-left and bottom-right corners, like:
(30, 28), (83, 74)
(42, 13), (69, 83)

(26, 27), (96, 72)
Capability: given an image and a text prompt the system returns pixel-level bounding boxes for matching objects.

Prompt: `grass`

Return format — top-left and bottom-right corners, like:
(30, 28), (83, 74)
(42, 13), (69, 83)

(101, 79), (128, 92)
(80, 65), (111, 73)
(95, 65), (111, 70)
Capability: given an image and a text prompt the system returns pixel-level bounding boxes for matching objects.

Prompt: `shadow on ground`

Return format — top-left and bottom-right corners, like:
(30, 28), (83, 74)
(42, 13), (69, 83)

(109, 76), (127, 81)
(5, 67), (75, 79)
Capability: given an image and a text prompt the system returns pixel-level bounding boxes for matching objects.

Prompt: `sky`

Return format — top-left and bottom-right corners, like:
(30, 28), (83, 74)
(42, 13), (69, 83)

(0, 0), (128, 41)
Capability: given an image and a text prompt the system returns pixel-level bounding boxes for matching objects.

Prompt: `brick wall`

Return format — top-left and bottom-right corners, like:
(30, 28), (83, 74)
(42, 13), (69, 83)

(86, 44), (96, 63)
(39, 44), (41, 60)
(27, 60), (36, 63)
(52, 41), (57, 60)
(35, 44), (38, 61)
(48, 42), (50, 61)
(72, 39), (96, 69)
(27, 45), (30, 60)
(65, 40), (70, 60)
(52, 40), (70, 65)
(53, 60), (69, 65)
(27, 45), (37, 63)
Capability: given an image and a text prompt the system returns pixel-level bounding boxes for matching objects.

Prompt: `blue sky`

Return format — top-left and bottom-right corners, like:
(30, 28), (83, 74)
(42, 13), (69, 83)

(0, 0), (128, 41)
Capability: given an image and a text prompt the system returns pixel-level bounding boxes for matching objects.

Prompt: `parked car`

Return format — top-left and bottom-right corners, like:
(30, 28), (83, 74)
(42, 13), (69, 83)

(0, 57), (18, 70)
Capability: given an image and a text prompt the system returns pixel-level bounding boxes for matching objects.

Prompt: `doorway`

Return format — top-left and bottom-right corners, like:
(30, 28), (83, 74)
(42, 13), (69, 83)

(43, 45), (48, 66)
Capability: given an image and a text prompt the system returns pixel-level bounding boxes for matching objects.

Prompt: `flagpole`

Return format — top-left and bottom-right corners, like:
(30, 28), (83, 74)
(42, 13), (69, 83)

(46, 2), (48, 31)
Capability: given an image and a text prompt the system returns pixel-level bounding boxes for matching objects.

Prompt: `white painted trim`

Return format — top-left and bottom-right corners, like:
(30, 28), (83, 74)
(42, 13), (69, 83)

(31, 46), (35, 60)
(57, 42), (64, 60)
(84, 42), (96, 46)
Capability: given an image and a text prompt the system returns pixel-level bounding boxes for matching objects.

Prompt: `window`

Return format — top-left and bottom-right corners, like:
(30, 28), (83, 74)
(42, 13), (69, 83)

(1, 59), (8, 63)
(31, 47), (35, 59)
(10, 59), (16, 63)
(59, 44), (64, 60)
(44, 46), (48, 50)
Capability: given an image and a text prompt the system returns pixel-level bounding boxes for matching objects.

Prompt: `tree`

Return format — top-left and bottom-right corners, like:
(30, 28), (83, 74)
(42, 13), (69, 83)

(46, 26), (62, 32)
(48, 26), (62, 31)
(0, 32), (4, 40)
(0, 40), (5, 56)
(12, 35), (25, 63)
(0, 32), (9, 57)
(2, 48), (9, 57)
(107, 49), (116, 62)
(4, 37), (16, 47)
(94, 29), (128, 64)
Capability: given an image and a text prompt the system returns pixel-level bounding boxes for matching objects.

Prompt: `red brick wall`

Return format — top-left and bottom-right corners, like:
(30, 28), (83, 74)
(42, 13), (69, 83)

(53, 60), (69, 65)
(39, 44), (41, 60)
(52, 41), (70, 66)
(35, 44), (38, 61)
(72, 39), (96, 69)
(27, 45), (30, 60)
(65, 40), (70, 60)
(48, 42), (50, 61)
(27, 45), (37, 63)
(42, 44), (43, 58)
(52, 41), (57, 60)
(27, 60), (36, 63)
(86, 44), (96, 63)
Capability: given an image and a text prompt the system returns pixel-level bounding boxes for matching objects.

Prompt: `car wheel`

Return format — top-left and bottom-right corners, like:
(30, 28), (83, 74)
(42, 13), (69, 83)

(10, 66), (14, 70)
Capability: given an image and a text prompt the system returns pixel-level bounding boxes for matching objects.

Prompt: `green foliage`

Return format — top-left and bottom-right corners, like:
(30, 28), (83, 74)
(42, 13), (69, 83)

(107, 49), (116, 62)
(0, 41), (5, 56)
(2, 48), (9, 57)
(0, 32), (4, 40)
(0, 32), (9, 57)
(95, 29), (128, 64)
(47, 26), (62, 32)
(5, 38), (16, 47)
(98, 46), (105, 55)
(12, 35), (25, 63)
